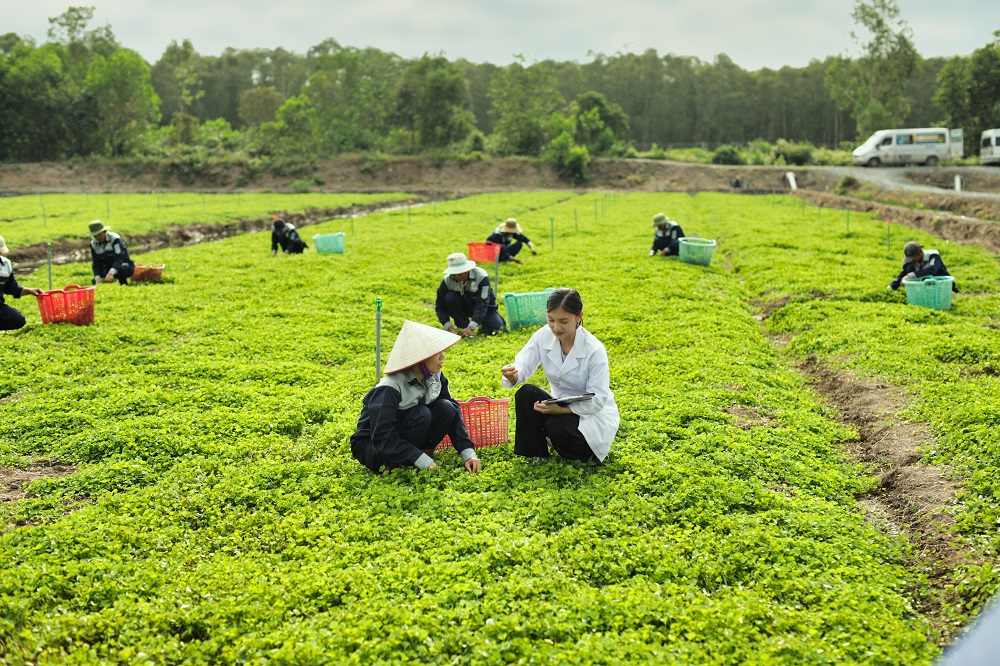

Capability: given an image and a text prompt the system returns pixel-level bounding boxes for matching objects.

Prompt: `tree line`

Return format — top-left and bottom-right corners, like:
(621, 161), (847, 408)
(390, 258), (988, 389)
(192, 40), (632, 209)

(1, 3), (997, 169)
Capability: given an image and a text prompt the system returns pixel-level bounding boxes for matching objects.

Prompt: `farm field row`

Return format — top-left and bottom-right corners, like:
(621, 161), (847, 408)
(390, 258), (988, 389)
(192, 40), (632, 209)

(0, 192), (420, 247)
(2, 191), (997, 663)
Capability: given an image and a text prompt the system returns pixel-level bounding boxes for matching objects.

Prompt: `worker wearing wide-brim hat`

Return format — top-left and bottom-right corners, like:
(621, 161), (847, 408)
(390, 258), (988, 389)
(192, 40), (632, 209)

(435, 252), (507, 338)
(650, 212), (685, 257)
(888, 241), (958, 293)
(0, 235), (43, 331)
(88, 220), (134, 285)
(350, 320), (481, 474)
(486, 217), (536, 264)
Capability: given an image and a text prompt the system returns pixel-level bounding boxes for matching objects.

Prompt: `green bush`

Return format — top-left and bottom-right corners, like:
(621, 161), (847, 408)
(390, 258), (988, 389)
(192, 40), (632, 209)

(644, 143), (668, 160)
(711, 144), (746, 165)
(775, 139), (813, 166)
(289, 179), (314, 194)
(546, 131), (591, 184)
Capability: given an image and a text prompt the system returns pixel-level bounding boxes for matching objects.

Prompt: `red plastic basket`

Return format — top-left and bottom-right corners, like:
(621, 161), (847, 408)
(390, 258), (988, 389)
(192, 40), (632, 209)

(467, 242), (501, 264)
(437, 396), (511, 451)
(132, 264), (165, 282)
(36, 284), (95, 326)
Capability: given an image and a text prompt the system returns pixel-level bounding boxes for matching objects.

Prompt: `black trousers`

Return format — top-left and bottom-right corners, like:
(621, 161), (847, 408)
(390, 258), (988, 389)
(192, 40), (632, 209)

(0, 304), (26, 331)
(93, 262), (134, 285)
(652, 236), (680, 255)
(351, 399), (471, 473)
(442, 291), (507, 334)
(513, 384), (597, 462)
(499, 240), (523, 262)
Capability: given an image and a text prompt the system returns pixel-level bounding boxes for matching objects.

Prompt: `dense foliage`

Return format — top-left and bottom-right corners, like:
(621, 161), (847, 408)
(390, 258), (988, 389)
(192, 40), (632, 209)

(4, 3), (992, 166)
(10, 190), (1000, 663)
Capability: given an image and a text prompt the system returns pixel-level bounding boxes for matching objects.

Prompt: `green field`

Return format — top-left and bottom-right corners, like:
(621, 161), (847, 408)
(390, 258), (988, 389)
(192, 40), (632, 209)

(3, 191), (1000, 663)
(0, 192), (420, 248)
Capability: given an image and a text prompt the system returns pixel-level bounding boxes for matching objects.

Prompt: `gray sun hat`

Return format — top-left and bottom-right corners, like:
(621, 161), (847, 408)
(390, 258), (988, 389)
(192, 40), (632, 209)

(653, 212), (670, 226)
(903, 241), (923, 258)
(88, 220), (111, 237)
(443, 252), (477, 275)
(0, 235), (9, 256)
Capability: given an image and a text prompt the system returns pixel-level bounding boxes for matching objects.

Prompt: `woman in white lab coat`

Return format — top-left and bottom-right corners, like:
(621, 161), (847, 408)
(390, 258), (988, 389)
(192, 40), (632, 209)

(501, 288), (619, 462)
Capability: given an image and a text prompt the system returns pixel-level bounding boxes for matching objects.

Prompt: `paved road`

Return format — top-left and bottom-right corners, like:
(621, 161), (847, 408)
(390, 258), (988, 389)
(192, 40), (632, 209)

(825, 165), (1000, 200)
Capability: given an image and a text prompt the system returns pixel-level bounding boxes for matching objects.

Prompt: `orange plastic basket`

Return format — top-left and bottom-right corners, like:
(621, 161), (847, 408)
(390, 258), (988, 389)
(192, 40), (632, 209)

(36, 284), (95, 326)
(132, 264), (165, 282)
(437, 396), (511, 451)
(467, 242), (501, 263)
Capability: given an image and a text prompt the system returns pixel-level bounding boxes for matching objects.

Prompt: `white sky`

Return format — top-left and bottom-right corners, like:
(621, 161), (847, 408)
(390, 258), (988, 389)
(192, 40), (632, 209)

(4, 0), (997, 69)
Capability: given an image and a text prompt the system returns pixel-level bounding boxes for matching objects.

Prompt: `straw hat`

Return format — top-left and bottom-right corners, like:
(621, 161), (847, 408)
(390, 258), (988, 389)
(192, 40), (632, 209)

(0, 235), (8, 256)
(88, 220), (110, 237)
(652, 212), (670, 226)
(443, 252), (477, 275)
(500, 218), (522, 234)
(384, 320), (461, 374)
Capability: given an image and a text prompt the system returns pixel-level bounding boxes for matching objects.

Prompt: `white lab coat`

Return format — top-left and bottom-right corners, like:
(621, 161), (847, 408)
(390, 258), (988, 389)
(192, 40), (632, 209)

(502, 325), (620, 461)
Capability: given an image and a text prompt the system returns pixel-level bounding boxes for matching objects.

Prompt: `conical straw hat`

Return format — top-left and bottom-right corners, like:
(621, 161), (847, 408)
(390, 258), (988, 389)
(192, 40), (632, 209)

(384, 320), (461, 374)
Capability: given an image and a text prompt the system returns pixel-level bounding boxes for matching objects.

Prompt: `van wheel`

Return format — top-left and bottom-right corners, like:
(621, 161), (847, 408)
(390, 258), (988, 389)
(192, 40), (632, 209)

(925, 156), (939, 166)
(867, 157), (881, 168)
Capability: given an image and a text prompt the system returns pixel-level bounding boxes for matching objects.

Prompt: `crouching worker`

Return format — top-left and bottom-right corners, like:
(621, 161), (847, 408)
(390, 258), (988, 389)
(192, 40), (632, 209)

(271, 217), (307, 256)
(350, 320), (481, 474)
(487, 218), (536, 264)
(436, 252), (507, 337)
(1, 236), (43, 331)
(89, 220), (134, 285)
(888, 241), (958, 293)
(650, 212), (685, 256)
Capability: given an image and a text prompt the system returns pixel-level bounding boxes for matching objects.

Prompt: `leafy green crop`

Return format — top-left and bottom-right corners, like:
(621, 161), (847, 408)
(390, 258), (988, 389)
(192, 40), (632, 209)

(0, 192), (419, 247)
(0, 191), (947, 664)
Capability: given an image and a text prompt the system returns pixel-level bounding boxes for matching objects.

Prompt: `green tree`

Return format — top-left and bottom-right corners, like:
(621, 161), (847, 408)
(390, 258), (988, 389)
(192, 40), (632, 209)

(488, 59), (565, 155)
(0, 42), (75, 160)
(825, 0), (917, 138)
(570, 91), (629, 155)
(238, 86), (285, 127)
(392, 55), (475, 150)
(85, 49), (161, 155)
(935, 32), (1000, 155)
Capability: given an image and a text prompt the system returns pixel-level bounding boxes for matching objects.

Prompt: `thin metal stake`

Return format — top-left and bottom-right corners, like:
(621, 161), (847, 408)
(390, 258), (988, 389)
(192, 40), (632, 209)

(574, 208), (578, 232)
(375, 298), (383, 380)
(47, 243), (53, 290)
(550, 215), (555, 251)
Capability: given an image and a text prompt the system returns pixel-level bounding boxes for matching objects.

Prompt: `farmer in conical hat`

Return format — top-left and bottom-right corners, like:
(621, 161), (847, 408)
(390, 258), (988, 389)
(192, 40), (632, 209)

(89, 220), (134, 285)
(486, 217), (536, 264)
(350, 320), (481, 474)
(650, 212), (685, 257)
(0, 235), (43, 331)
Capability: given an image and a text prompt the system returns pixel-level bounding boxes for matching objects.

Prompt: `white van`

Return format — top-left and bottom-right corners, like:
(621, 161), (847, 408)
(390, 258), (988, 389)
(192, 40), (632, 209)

(852, 127), (963, 167)
(981, 129), (1000, 165)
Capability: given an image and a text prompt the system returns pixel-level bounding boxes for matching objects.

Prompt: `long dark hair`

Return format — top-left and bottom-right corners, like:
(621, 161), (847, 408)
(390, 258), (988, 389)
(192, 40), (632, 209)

(546, 288), (583, 316)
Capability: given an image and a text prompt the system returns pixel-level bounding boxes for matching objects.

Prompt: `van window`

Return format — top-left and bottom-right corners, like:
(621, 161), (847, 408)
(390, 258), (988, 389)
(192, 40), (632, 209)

(896, 134), (915, 145)
(913, 133), (945, 144)
(985, 137), (993, 148)
(881, 137), (892, 147)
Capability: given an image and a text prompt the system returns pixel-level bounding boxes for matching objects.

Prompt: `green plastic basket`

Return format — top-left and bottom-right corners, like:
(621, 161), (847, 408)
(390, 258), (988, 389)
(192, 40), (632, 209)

(313, 232), (345, 254)
(503, 288), (554, 329)
(678, 238), (717, 266)
(902, 276), (954, 310)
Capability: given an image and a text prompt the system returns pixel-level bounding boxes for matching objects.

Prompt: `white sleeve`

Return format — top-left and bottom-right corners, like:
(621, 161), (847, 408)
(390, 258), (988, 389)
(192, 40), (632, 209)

(570, 344), (611, 416)
(502, 330), (543, 388)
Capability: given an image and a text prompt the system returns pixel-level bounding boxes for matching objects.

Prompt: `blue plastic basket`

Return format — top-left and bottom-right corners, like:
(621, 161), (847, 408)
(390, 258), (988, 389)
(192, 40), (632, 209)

(503, 288), (554, 329)
(902, 276), (954, 310)
(678, 238), (717, 266)
(313, 232), (345, 254)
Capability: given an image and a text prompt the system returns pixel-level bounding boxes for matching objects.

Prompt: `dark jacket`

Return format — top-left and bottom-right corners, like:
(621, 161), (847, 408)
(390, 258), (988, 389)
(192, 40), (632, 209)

(272, 223), (307, 254)
(435, 267), (498, 330)
(1, 256), (26, 305)
(90, 232), (132, 281)
(890, 250), (958, 292)
(487, 228), (532, 248)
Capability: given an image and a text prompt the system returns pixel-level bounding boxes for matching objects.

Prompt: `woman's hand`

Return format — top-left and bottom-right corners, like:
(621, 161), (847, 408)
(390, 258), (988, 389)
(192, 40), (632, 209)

(501, 364), (518, 383)
(22, 287), (43, 296)
(533, 401), (572, 415)
(464, 458), (481, 474)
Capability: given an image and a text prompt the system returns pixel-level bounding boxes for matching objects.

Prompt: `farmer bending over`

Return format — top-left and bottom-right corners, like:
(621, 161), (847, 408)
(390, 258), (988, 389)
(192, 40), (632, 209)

(487, 218), (536, 264)
(89, 220), (134, 285)
(271, 217), (307, 256)
(888, 241), (958, 293)
(0, 236), (43, 331)
(650, 212), (685, 257)
(436, 252), (507, 337)
(350, 320), (481, 474)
